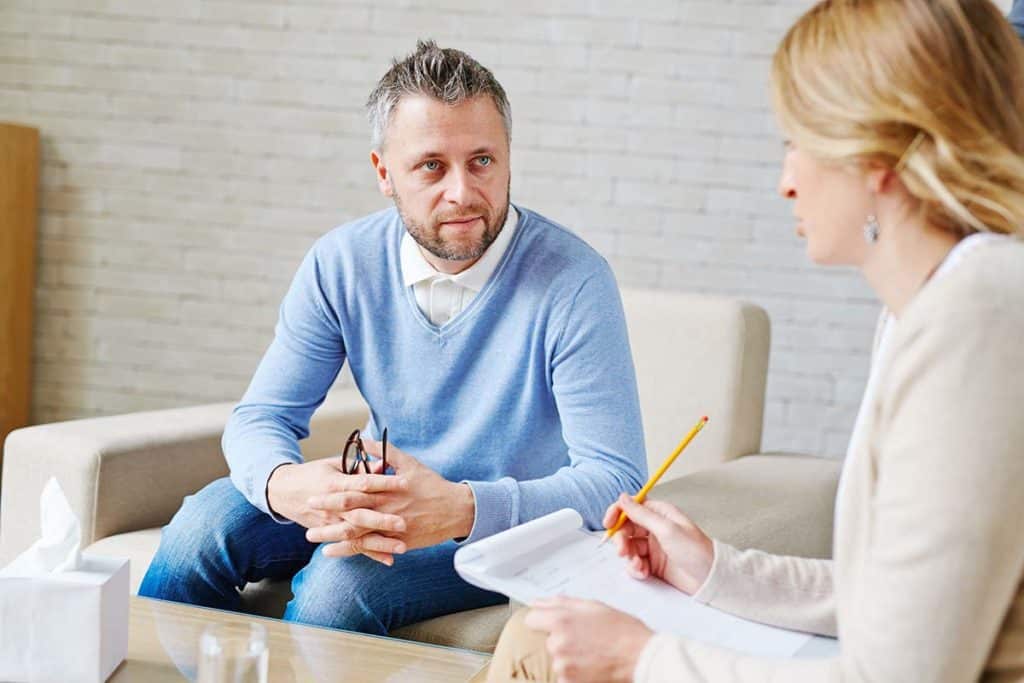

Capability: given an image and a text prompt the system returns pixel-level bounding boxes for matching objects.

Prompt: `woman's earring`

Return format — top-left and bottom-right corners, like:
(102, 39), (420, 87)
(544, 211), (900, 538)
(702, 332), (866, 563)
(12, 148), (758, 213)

(863, 214), (880, 243)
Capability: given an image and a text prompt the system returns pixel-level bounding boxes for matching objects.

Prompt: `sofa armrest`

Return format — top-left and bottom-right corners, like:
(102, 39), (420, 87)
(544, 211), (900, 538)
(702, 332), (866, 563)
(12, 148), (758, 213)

(621, 289), (771, 480)
(0, 388), (369, 564)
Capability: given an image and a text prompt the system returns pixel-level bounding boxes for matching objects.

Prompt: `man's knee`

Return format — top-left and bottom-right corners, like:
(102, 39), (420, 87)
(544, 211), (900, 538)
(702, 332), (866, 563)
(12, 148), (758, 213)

(155, 478), (261, 571)
(285, 552), (393, 634)
(141, 478), (309, 607)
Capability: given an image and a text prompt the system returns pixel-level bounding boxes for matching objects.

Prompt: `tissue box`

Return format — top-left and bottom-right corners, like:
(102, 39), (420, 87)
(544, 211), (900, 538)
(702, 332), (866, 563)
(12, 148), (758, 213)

(0, 554), (129, 683)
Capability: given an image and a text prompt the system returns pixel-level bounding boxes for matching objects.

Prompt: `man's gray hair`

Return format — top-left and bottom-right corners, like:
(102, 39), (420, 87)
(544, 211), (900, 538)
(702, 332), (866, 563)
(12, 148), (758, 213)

(366, 40), (511, 150)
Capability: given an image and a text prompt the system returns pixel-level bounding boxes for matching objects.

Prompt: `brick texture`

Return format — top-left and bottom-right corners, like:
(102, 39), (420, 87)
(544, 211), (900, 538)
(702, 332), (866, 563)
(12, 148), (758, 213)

(1, 0), (1010, 456)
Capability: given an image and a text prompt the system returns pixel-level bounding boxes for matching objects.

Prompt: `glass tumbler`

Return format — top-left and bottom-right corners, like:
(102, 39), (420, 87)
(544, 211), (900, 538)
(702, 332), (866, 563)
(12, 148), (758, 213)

(196, 622), (269, 683)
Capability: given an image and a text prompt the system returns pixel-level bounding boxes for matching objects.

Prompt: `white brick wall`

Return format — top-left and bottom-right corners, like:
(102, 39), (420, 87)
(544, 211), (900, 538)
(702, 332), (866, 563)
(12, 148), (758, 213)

(1, 0), (1012, 456)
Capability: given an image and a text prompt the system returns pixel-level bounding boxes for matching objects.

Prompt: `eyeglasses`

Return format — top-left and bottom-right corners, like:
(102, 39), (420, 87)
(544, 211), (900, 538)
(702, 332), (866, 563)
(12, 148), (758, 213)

(342, 428), (388, 475)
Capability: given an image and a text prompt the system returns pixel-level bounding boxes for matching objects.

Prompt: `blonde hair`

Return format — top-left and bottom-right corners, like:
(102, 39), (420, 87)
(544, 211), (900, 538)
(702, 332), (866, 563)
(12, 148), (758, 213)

(771, 0), (1024, 238)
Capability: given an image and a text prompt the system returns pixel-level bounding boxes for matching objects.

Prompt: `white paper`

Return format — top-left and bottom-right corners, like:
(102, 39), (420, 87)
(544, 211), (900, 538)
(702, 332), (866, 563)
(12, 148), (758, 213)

(455, 508), (839, 659)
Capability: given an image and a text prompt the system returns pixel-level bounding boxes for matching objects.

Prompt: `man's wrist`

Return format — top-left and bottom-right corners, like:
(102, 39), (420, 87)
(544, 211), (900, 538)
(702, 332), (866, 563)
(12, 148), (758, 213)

(449, 482), (476, 540)
(265, 462), (294, 517)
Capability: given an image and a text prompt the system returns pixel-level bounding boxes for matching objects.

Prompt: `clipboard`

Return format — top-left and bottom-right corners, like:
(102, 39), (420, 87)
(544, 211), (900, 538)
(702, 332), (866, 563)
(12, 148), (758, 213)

(454, 508), (839, 659)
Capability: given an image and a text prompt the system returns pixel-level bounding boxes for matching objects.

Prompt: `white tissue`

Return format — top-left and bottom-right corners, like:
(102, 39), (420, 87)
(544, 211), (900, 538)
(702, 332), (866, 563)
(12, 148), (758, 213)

(0, 477), (130, 682)
(0, 477), (82, 578)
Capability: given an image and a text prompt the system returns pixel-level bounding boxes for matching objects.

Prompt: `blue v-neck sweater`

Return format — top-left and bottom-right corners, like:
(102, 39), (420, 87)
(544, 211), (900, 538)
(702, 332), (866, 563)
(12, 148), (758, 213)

(223, 205), (647, 544)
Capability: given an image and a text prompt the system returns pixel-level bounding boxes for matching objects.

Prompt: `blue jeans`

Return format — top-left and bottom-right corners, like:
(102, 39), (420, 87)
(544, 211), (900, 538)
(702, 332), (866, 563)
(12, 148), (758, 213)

(138, 478), (505, 635)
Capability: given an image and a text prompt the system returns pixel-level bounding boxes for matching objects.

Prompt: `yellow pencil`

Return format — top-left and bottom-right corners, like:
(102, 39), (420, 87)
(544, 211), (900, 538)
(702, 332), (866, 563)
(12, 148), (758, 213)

(599, 415), (709, 546)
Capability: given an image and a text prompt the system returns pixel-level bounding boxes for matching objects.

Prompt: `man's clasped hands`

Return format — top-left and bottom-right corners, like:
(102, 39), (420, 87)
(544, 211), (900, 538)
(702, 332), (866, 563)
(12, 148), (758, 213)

(266, 435), (477, 566)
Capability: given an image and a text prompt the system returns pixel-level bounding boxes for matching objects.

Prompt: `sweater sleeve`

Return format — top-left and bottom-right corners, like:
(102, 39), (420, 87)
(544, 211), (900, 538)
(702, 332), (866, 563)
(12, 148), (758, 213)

(222, 242), (347, 518)
(461, 262), (648, 542)
(1010, 0), (1024, 42)
(691, 540), (836, 637)
(633, 303), (1024, 682)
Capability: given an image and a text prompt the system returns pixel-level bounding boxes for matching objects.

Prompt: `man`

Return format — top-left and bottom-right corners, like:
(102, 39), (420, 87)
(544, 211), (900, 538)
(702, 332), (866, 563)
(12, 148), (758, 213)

(138, 41), (647, 635)
(1012, 0), (1024, 40)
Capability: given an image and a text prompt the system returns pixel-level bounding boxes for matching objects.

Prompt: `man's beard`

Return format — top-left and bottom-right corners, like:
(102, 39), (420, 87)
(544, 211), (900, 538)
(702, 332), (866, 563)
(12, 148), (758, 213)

(394, 190), (510, 263)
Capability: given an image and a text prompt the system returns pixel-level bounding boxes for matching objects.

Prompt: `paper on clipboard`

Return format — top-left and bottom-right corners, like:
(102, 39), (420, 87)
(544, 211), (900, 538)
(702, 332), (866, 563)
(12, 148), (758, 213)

(455, 508), (838, 659)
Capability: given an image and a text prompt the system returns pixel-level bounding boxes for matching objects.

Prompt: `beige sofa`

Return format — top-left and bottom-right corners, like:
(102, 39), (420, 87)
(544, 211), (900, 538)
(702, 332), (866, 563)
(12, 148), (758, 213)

(0, 289), (842, 653)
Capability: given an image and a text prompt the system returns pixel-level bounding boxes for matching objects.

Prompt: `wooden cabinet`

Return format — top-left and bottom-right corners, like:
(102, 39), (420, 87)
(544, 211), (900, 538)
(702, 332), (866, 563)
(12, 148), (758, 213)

(0, 123), (39, 464)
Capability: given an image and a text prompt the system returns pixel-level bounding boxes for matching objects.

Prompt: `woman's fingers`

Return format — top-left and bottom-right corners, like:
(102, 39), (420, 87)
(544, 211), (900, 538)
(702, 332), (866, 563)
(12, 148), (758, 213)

(602, 502), (623, 528)
(615, 532), (629, 556)
(626, 555), (650, 580)
(646, 499), (698, 528)
(617, 495), (678, 541)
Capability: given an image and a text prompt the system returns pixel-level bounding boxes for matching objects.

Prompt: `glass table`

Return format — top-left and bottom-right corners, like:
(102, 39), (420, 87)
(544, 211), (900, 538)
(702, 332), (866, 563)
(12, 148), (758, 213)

(112, 596), (490, 682)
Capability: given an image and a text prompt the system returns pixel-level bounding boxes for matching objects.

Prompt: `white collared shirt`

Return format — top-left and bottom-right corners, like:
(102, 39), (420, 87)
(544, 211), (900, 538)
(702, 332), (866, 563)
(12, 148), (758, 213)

(400, 206), (518, 326)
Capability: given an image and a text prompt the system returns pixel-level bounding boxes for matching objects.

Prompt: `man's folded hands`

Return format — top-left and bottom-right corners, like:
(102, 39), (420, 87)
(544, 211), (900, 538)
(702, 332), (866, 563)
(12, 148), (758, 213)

(304, 440), (476, 565)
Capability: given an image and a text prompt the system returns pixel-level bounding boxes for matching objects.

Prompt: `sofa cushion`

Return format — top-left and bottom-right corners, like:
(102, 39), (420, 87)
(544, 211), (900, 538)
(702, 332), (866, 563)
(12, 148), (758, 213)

(652, 453), (842, 558)
(85, 453), (841, 653)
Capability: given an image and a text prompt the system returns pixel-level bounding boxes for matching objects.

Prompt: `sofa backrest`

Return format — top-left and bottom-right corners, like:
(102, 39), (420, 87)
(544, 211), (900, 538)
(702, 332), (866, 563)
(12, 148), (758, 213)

(620, 289), (770, 482)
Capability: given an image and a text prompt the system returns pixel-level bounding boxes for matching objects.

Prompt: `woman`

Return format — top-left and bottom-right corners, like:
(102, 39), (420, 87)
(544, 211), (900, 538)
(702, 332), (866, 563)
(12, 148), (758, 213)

(486, 1), (1024, 681)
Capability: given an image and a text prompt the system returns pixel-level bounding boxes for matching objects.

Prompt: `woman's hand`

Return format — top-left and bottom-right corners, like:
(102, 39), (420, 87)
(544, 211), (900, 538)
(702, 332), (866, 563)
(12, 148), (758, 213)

(605, 493), (715, 595)
(525, 597), (653, 683)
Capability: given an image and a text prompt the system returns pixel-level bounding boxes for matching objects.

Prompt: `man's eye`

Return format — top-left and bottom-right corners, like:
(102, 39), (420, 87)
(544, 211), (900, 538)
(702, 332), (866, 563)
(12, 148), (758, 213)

(477, 156), (492, 166)
(423, 160), (440, 171)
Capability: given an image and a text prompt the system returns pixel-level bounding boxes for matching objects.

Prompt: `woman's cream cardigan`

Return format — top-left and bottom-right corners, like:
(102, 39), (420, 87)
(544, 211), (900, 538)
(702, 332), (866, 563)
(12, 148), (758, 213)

(636, 238), (1024, 682)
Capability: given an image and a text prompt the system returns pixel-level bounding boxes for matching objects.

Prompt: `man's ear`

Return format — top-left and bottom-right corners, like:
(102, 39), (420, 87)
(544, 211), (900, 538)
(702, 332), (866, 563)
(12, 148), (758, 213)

(370, 150), (393, 197)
